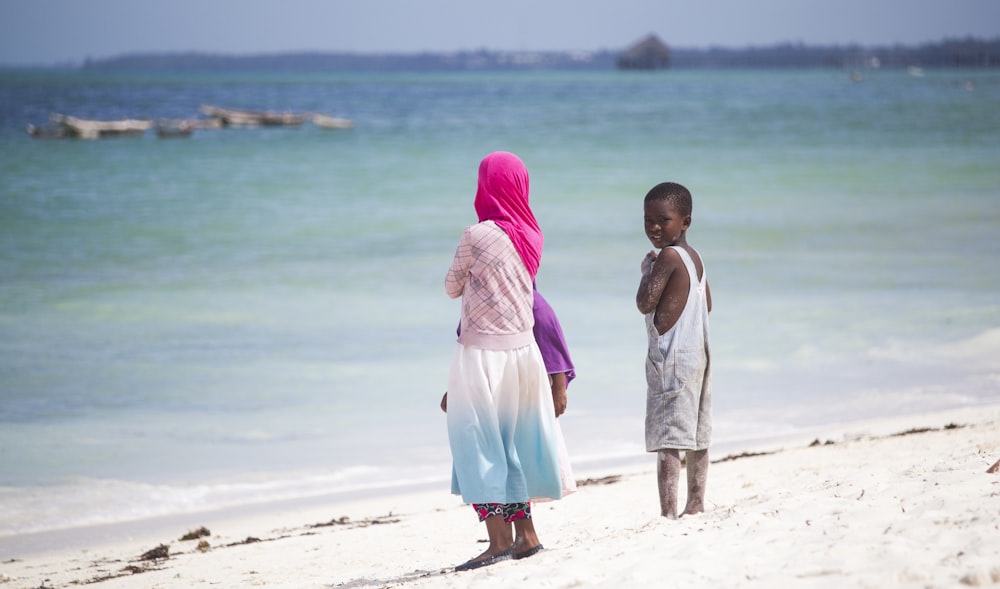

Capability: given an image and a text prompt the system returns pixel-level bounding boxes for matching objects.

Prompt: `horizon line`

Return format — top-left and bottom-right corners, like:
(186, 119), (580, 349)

(4, 35), (999, 68)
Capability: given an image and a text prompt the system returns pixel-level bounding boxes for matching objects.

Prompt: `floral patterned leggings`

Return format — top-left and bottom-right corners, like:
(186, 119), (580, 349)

(473, 502), (531, 523)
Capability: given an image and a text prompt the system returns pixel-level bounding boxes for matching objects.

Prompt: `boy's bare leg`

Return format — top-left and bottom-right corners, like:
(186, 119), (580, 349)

(512, 517), (541, 554)
(681, 449), (708, 516)
(657, 449), (681, 518)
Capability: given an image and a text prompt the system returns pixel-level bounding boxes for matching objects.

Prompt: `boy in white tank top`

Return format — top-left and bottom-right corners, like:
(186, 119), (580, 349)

(636, 181), (713, 519)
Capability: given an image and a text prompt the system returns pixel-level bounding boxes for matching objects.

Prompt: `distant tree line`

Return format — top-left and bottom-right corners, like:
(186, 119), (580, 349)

(82, 50), (611, 72)
(75, 37), (1000, 72)
(676, 38), (1000, 68)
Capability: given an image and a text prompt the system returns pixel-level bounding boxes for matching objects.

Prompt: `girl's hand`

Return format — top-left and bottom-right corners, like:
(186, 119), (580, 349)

(550, 372), (568, 417)
(552, 388), (567, 417)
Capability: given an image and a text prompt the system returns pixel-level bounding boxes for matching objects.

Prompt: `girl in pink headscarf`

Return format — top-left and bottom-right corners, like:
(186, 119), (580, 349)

(444, 152), (565, 571)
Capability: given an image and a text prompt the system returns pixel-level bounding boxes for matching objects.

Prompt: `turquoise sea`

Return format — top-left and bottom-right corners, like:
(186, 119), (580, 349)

(1, 68), (998, 549)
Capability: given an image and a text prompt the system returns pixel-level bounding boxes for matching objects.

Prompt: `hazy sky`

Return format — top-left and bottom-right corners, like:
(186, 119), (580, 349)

(2, 0), (999, 65)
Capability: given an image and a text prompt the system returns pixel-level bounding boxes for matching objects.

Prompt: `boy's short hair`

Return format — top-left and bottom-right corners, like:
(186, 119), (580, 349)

(644, 182), (692, 217)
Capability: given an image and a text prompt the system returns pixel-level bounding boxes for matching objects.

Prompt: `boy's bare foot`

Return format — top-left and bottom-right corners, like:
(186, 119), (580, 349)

(680, 502), (704, 517)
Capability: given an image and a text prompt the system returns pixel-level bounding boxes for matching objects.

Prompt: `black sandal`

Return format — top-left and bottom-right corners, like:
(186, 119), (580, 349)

(513, 544), (544, 560)
(454, 547), (513, 572)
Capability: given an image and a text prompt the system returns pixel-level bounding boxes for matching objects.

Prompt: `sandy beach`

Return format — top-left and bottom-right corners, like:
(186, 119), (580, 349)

(3, 403), (999, 589)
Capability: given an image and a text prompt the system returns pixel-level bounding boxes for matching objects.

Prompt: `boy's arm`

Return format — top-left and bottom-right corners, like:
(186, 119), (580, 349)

(706, 281), (712, 313)
(636, 249), (673, 315)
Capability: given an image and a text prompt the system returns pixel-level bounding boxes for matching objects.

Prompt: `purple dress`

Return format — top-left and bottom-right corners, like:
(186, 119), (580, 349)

(532, 288), (576, 385)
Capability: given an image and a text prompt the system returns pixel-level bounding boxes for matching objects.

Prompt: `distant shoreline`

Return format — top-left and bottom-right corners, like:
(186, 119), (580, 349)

(2, 37), (998, 71)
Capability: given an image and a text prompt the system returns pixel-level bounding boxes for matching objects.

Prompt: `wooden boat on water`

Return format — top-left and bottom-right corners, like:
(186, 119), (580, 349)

(155, 121), (194, 138)
(27, 108), (348, 139)
(199, 105), (306, 127)
(311, 113), (354, 129)
(26, 123), (69, 139)
(49, 114), (153, 139)
(154, 118), (222, 137)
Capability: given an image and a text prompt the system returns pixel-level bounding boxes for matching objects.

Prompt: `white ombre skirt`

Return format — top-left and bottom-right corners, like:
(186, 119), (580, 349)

(447, 342), (569, 504)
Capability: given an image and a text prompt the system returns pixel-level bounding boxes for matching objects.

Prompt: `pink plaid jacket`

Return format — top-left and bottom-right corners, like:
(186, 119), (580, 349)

(446, 221), (534, 350)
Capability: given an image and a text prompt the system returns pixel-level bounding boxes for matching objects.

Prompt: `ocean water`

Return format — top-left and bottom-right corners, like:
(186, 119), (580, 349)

(1, 68), (998, 543)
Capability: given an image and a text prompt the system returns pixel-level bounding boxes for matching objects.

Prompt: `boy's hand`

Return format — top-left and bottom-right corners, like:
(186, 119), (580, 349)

(440, 392), (448, 413)
(641, 250), (657, 275)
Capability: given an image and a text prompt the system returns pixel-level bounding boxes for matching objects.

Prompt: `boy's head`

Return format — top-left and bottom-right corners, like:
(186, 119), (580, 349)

(643, 182), (692, 217)
(643, 182), (693, 249)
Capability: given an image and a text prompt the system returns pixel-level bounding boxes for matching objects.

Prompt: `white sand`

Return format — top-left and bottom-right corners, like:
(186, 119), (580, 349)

(3, 404), (999, 589)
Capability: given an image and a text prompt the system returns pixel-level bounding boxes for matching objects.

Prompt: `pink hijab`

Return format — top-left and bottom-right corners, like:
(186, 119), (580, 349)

(474, 151), (543, 277)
